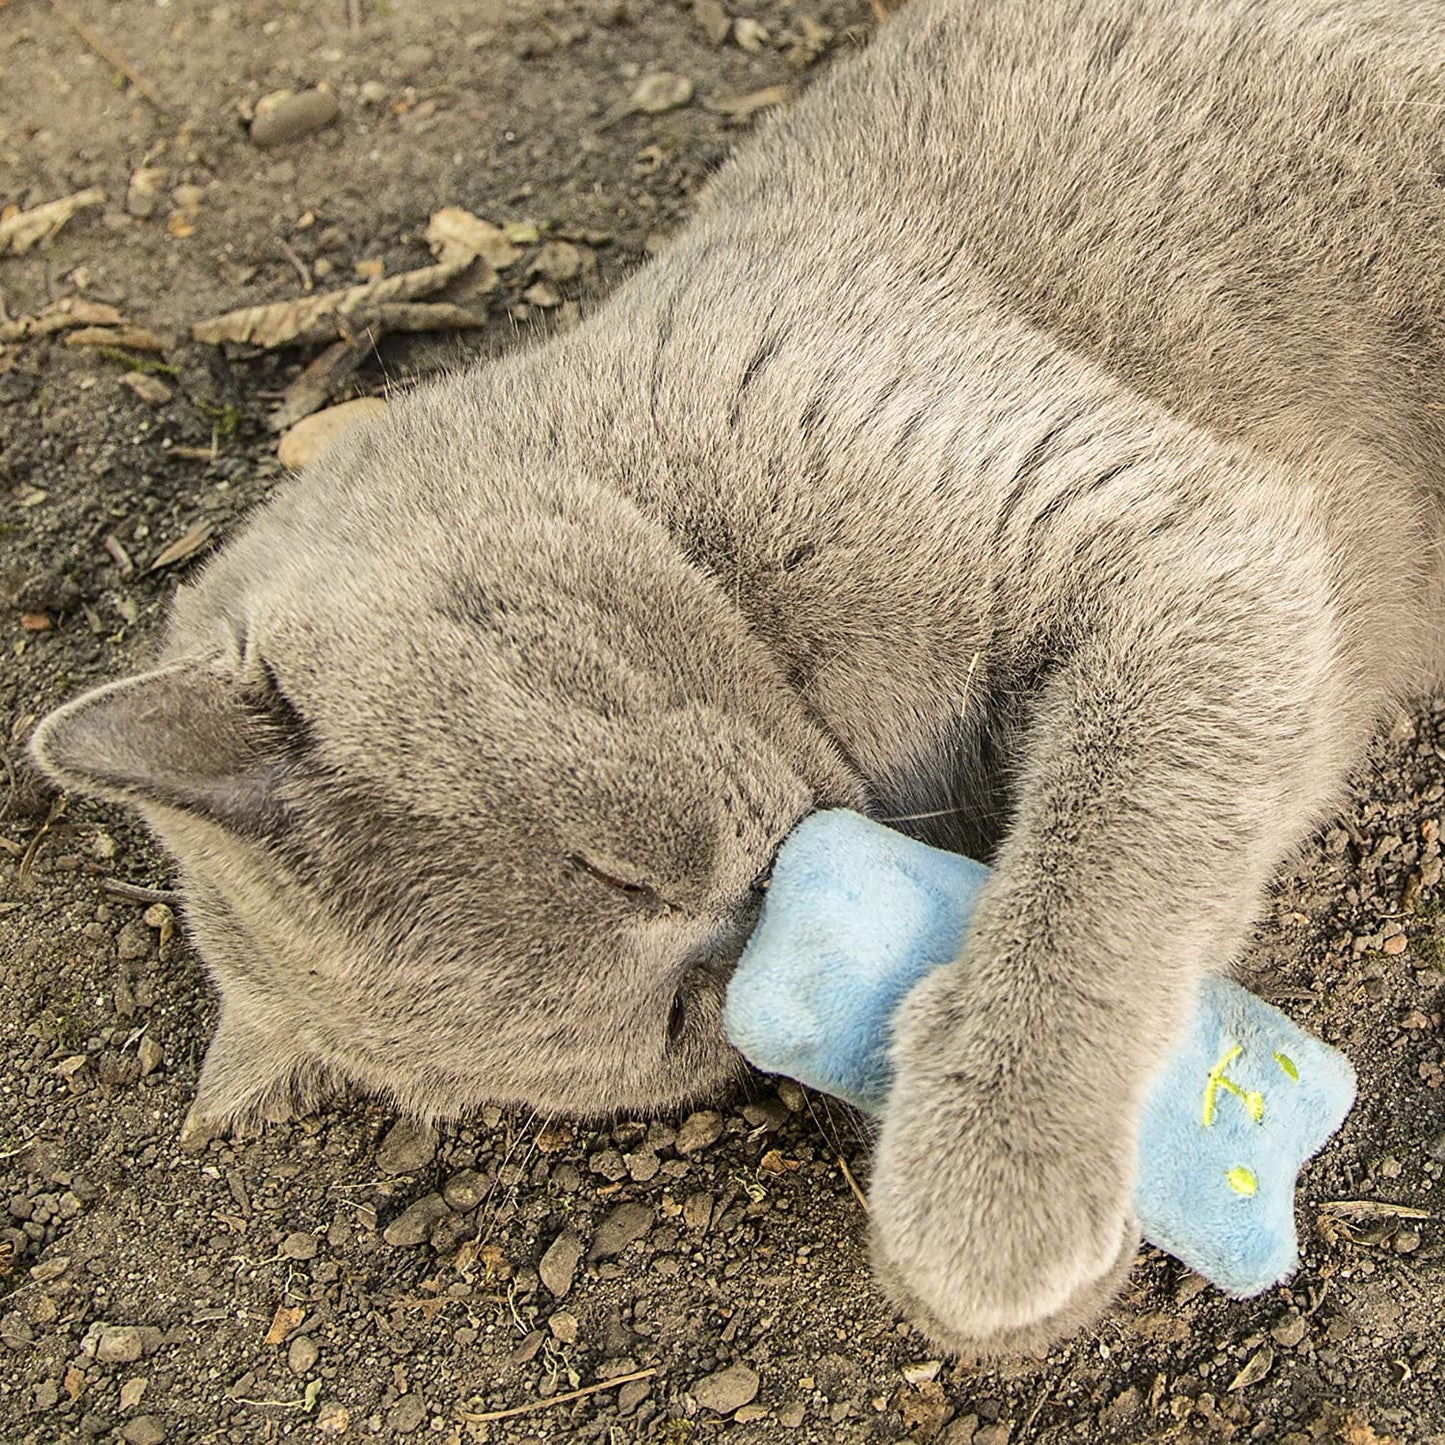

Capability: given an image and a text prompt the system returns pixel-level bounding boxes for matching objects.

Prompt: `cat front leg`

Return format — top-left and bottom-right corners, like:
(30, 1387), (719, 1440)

(867, 511), (1368, 1354)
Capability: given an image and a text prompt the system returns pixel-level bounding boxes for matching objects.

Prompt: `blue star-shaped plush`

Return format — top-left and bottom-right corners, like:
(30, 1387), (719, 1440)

(723, 810), (1356, 1296)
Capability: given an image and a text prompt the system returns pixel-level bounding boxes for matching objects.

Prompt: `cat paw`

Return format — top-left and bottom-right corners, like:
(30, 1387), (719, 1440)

(179, 1002), (339, 1151)
(868, 990), (1142, 1354)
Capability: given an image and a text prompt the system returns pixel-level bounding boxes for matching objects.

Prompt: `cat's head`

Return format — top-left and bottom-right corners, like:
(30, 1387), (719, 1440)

(29, 390), (860, 1142)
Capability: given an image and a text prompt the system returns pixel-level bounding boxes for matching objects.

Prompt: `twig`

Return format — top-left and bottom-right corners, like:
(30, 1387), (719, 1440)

(100, 878), (180, 906)
(17, 799), (65, 885)
(459, 1366), (657, 1424)
(346, 0), (361, 33)
(45, 0), (164, 109)
(1017, 1378), (1054, 1440)
(838, 1154), (870, 1215)
(278, 238), (314, 294)
(103, 533), (135, 578)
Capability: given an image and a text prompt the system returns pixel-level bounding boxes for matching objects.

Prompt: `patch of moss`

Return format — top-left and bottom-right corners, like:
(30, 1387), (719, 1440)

(95, 347), (180, 378)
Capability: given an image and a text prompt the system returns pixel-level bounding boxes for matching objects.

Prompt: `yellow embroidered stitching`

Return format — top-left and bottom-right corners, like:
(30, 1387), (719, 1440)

(1202, 1044), (1266, 1127)
(1226, 1166), (1258, 1196)
(1273, 1051), (1299, 1081)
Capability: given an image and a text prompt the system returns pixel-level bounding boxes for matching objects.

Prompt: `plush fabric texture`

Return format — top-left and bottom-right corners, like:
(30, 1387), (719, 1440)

(724, 810), (1356, 1297)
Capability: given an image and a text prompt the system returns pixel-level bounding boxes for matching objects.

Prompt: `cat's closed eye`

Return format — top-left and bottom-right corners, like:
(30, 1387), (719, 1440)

(568, 853), (674, 912)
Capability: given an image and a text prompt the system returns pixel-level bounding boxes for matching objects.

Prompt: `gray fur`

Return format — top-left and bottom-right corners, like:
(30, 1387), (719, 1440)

(29, 0), (1445, 1354)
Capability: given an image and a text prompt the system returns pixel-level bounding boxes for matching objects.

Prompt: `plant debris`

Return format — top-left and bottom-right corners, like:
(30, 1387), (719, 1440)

(0, 188), (106, 256)
(192, 258), (477, 348)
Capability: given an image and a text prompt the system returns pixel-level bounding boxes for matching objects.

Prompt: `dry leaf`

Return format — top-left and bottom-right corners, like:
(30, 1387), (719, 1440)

(268, 336), (370, 432)
(263, 1303), (305, 1346)
(149, 521), (216, 572)
(758, 1149), (800, 1175)
(704, 85), (794, 122)
(118, 371), (174, 405)
(1318, 1200), (1431, 1220)
(425, 206), (519, 270)
(65, 325), (166, 352)
(0, 297), (126, 344)
(0, 188), (106, 256)
(192, 259), (470, 348)
(1227, 1343), (1273, 1391)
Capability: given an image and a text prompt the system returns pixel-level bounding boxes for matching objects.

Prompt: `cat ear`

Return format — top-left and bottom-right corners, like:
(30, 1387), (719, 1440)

(180, 999), (341, 1151)
(29, 661), (299, 835)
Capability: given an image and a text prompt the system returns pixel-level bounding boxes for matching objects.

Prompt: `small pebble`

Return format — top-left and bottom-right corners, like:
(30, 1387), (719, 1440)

(250, 87), (340, 148)
(137, 1037), (165, 1078)
(442, 1170), (487, 1211)
(588, 1202), (653, 1261)
(539, 1228), (585, 1298)
(120, 1416), (166, 1445)
(281, 1230), (318, 1261)
(316, 1401), (350, 1433)
(693, 1363), (760, 1414)
(628, 72), (694, 114)
(683, 1191), (713, 1231)
(692, 0), (730, 45)
(125, 167), (167, 219)
(97, 1326), (144, 1365)
(278, 398), (387, 473)
(625, 1151), (660, 1182)
(548, 1310), (578, 1343)
(676, 1109), (723, 1154)
(382, 1194), (450, 1248)
(388, 1393), (427, 1434)
(287, 1335), (319, 1375)
(116, 921), (152, 962)
(617, 1376), (651, 1413)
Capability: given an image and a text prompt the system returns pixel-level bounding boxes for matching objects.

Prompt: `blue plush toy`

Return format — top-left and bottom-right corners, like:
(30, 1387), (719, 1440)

(723, 810), (1356, 1297)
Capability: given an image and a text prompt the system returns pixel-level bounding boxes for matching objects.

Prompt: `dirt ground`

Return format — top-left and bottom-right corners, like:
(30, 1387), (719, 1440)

(2, 2), (1442, 1442)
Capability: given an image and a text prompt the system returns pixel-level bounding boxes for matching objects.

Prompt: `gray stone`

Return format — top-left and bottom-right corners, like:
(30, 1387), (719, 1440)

(676, 1109), (723, 1154)
(97, 1326), (144, 1364)
(588, 1202), (653, 1261)
(280, 1230), (318, 1261)
(116, 922), (152, 962)
(388, 1393), (427, 1433)
(693, 1363), (760, 1414)
(250, 88), (340, 149)
(120, 1417), (166, 1445)
(539, 1228), (585, 1298)
(442, 1170), (487, 1211)
(382, 1194), (449, 1247)
(618, 1376), (651, 1414)
(287, 1335), (319, 1375)
(377, 1119), (436, 1176)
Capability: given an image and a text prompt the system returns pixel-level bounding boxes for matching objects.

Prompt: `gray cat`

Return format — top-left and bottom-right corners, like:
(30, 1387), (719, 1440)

(29, 0), (1445, 1355)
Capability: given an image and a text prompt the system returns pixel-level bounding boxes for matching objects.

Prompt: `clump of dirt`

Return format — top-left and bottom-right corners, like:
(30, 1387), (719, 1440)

(2, 2), (1441, 1442)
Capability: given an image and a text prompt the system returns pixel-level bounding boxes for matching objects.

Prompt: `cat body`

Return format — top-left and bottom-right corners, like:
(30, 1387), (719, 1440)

(32, 0), (1445, 1353)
